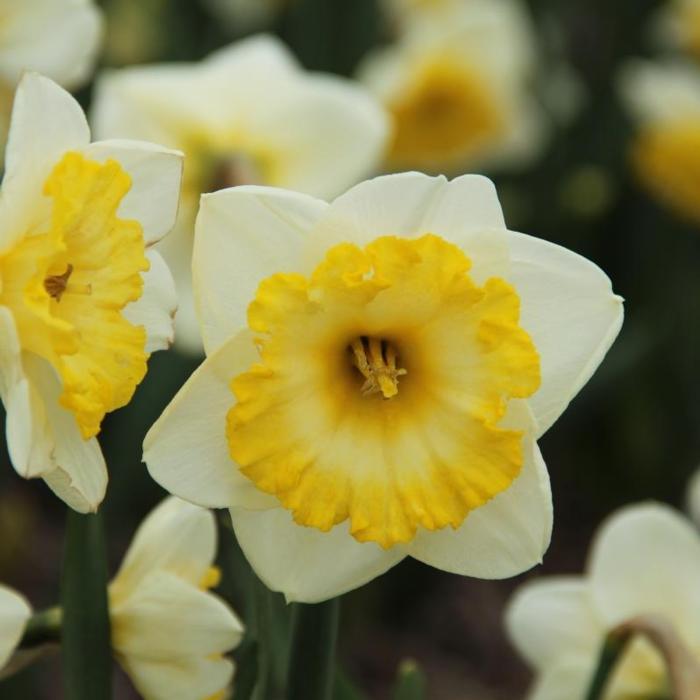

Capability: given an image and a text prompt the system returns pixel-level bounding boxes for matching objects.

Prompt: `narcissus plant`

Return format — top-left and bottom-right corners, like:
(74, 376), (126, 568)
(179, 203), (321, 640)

(144, 172), (623, 602)
(0, 73), (182, 512)
(110, 497), (243, 700)
(507, 503), (700, 699)
(93, 35), (389, 354)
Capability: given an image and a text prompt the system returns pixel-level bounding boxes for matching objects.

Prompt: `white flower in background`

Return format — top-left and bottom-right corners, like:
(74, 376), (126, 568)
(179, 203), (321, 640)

(92, 35), (390, 355)
(619, 59), (700, 224)
(0, 74), (182, 512)
(202, 0), (285, 31)
(654, 0), (700, 58)
(0, 585), (31, 674)
(507, 503), (700, 699)
(110, 497), (243, 700)
(144, 172), (623, 603)
(0, 0), (102, 147)
(358, 0), (545, 174)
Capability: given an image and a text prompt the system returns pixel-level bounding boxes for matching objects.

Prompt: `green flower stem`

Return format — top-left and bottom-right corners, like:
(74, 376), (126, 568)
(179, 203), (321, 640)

(61, 509), (112, 700)
(585, 630), (630, 700)
(251, 576), (276, 700)
(286, 598), (340, 700)
(20, 607), (62, 648)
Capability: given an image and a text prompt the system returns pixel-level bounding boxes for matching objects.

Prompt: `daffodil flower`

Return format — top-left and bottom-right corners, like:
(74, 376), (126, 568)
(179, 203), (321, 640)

(93, 35), (389, 354)
(0, 0), (102, 150)
(654, 0), (700, 58)
(358, 0), (545, 173)
(110, 497), (243, 700)
(506, 503), (700, 699)
(0, 73), (183, 512)
(143, 172), (623, 602)
(0, 585), (30, 675)
(619, 59), (700, 224)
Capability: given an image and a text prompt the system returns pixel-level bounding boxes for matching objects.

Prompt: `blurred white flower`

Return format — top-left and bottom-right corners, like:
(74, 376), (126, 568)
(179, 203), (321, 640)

(92, 35), (390, 355)
(144, 171), (623, 603)
(619, 59), (700, 224)
(110, 497), (243, 700)
(507, 503), (700, 699)
(358, 0), (546, 173)
(0, 585), (31, 674)
(0, 0), (102, 148)
(0, 73), (182, 512)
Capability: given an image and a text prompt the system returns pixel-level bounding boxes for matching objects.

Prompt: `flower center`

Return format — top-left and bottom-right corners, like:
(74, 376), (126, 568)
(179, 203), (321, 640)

(388, 54), (504, 169)
(226, 234), (541, 548)
(0, 151), (149, 439)
(44, 264), (74, 301)
(349, 336), (407, 399)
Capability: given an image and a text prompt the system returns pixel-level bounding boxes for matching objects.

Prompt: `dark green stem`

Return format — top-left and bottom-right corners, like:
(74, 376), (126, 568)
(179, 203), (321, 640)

(252, 576), (275, 700)
(61, 509), (112, 700)
(286, 598), (340, 700)
(20, 607), (62, 648)
(585, 630), (631, 700)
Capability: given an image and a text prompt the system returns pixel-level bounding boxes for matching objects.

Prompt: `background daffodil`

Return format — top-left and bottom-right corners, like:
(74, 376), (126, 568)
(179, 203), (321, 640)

(110, 497), (244, 700)
(144, 171), (623, 603)
(506, 503), (700, 700)
(0, 0), (102, 152)
(619, 59), (700, 225)
(0, 585), (30, 676)
(92, 35), (390, 355)
(0, 73), (183, 513)
(358, 0), (545, 174)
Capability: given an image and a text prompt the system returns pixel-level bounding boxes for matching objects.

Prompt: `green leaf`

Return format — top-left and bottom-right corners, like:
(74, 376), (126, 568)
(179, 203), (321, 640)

(60, 510), (112, 700)
(334, 667), (367, 700)
(392, 659), (428, 700)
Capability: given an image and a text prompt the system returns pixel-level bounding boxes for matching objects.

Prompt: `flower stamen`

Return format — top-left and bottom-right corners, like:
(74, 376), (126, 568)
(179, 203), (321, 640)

(350, 336), (407, 399)
(44, 264), (74, 301)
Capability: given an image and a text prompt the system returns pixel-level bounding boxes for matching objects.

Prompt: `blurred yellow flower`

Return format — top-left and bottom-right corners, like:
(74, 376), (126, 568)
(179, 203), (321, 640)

(0, 585), (30, 675)
(93, 35), (390, 355)
(507, 503), (700, 699)
(0, 73), (183, 512)
(110, 497), (243, 700)
(619, 60), (700, 224)
(145, 172), (623, 602)
(0, 0), (102, 149)
(359, 0), (545, 173)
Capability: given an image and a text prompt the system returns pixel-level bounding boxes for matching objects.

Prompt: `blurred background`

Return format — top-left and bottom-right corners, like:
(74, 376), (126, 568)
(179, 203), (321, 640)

(2, 0), (700, 697)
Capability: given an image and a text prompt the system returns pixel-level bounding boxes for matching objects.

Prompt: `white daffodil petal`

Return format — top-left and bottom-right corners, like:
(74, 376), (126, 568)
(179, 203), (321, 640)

(120, 654), (234, 700)
(589, 503), (700, 647)
(419, 173), (509, 282)
(0, 584), (31, 671)
(24, 355), (107, 512)
(506, 231), (623, 437)
(231, 507), (405, 603)
(193, 187), (327, 354)
(303, 172), (448, 261)
(83, 140), (183, 246)
(0, 307), (52, 478)
(123, 250), (177, 354)
(144, 331), (277, 510)
(4, 73), (90, 209)
(505, 577), (603, 671)
(0, 0), (102, 89)
(112, 570), (243, 662)
(405, 437), (552, 578)
(253, 76), (389, 201)
(205, 34), (298, 75)
(528, 659), (593, 700)
(111, 498), (217, 600)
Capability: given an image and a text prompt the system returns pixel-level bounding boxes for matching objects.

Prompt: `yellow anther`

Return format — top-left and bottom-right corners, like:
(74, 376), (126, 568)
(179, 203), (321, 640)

(350, 336), (407, 399)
